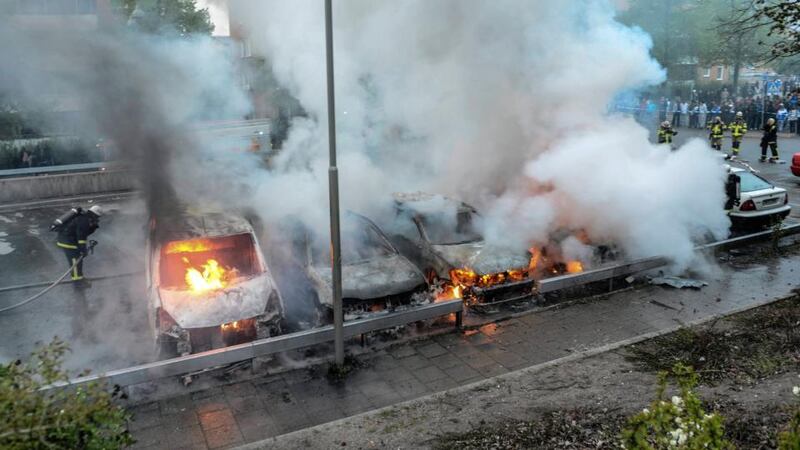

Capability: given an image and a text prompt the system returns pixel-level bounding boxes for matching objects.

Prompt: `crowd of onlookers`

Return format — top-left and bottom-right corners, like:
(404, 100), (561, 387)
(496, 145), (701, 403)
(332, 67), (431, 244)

(618, 83), (800, 135)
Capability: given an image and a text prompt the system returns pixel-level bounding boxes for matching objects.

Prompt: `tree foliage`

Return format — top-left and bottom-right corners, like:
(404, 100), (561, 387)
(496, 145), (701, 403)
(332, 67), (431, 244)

(0, 339), (133, 449)
(113, 0), (214, 36)
(618, 0), (771, 81)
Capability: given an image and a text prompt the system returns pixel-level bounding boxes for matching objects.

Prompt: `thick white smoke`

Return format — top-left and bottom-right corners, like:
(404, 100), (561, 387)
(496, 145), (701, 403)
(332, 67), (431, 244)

(227, 0), (729, 269)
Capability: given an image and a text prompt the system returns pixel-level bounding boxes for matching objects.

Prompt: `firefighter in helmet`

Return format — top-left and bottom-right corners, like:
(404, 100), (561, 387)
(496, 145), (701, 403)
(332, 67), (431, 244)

(728, 111), (747, 158)
(760, 117), (780, 163)
(56, 205), (102, 287)
(657, 120), (678, 145)
(707, 116), (726, 151)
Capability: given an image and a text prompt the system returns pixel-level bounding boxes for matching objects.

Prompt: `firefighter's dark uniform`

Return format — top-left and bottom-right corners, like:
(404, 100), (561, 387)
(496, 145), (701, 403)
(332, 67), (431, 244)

(707, 121), (726, 150)
(729, 120), (747, 155)
(56, 213), (98, 281)
(657, 126), (677, 144)
(761, 123), (779, 161)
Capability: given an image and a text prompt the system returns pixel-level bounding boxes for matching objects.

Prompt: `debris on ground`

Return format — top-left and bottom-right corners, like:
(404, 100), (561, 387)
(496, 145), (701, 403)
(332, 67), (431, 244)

(433, 408), (626, 450)
(649, 276), (708, 289)
(626, 295), (800, 384)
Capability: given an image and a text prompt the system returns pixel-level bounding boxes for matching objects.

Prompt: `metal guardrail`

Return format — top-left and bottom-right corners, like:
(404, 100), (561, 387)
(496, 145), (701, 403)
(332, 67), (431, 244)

(538, 223), (800, 294)
(538, 256), (668, 294)
(696, 222), (800, 252)
(0, 162), (126, 178)
(48, 299), (463, 389)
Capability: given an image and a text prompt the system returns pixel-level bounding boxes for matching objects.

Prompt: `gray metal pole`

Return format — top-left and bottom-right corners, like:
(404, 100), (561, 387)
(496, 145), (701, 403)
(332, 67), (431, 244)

(324, 0), (344, 366)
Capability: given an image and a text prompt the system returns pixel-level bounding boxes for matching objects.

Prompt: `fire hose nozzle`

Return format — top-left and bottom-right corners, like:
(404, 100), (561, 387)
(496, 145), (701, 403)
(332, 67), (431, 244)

(88, 240), (98, 255)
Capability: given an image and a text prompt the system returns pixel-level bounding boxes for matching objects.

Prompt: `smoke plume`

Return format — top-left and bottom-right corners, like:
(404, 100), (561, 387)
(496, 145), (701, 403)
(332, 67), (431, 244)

(226, 0), (730, 269)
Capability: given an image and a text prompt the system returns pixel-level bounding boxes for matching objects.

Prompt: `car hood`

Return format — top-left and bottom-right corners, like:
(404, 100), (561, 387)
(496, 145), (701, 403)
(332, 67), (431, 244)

(311, 254), (425, 305)
(158, 274), (275, 329)
(432, 242), (530, 275)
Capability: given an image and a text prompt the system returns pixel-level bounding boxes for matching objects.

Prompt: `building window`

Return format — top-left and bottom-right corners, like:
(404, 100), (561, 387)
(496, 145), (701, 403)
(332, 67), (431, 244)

(703, 68), (711, 78)
(716, 66), (724, 81)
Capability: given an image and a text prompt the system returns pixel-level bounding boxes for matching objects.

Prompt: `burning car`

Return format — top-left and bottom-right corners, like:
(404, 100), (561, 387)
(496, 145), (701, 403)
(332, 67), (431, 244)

(387, 193), (539, 306)
(280, 212), (428, 321)
(146, 211), (284, 357)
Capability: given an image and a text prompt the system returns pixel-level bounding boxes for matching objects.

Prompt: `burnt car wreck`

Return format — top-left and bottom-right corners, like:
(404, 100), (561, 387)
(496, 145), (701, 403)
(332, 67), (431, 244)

(387, 193), (537, 306)
(146, 211), (284, 357)
(279, 212), (429, 322)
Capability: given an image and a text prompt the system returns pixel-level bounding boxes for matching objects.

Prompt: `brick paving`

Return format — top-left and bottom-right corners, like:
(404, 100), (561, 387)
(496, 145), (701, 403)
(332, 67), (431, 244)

(127, 254), (800, 449)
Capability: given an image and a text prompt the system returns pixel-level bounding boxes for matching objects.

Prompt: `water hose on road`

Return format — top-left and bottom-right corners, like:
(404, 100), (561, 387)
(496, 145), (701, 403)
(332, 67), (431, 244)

(0, 255), (84, 314)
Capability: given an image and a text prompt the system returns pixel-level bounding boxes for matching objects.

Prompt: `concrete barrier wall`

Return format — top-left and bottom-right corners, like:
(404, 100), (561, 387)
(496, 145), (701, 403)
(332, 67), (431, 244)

(0, 169), (135, 204)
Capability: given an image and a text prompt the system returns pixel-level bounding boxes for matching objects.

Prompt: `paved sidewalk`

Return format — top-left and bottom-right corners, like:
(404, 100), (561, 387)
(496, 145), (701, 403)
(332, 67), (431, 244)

(127, 252), (800, 449)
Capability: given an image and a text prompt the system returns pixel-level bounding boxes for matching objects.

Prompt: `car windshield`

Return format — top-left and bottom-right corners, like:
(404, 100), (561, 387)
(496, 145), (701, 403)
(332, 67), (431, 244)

(312, 218), (395, 265)
(420, 209), (483, 245)
(738, 172), (773, 192)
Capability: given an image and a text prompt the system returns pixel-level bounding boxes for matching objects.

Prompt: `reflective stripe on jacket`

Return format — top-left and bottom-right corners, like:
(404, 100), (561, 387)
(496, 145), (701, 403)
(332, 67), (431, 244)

(708, 123), (726, 139)
(729, 121), (747, 138)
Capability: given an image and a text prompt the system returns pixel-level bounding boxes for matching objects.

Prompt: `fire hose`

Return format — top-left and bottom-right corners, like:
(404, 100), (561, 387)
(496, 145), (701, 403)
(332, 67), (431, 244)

(0, 241), (96, 314)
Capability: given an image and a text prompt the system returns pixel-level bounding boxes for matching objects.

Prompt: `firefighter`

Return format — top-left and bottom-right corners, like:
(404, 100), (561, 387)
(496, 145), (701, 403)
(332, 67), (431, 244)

(657, 120), (678, 145)
(760, 117), (780, 163)
(56, 205), (102, 287)
(707, 116), (726, 151)
(728, 111), (747, 158)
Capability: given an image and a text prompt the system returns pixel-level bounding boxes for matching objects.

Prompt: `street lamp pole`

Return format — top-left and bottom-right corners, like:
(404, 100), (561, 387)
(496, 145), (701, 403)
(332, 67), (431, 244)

(324, 0), (344, 366)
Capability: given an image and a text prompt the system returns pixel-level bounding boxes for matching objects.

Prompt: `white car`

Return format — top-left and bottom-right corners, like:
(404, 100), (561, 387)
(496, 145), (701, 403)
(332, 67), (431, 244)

(727, 167), (791, 229)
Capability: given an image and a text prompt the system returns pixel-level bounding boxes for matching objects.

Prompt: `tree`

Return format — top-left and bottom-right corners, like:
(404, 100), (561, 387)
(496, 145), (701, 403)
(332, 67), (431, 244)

(0, 339), (133, 449)
(724, 1), (800, 60)
(617, 0), (717, 82)
(620, 0), (774, 96)
(708, 0), (773, 97)
(113, 0), (214, 36)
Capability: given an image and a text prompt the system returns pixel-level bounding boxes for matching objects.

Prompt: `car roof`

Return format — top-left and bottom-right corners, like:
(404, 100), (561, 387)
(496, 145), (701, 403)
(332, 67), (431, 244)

(155, 210), (255, 242)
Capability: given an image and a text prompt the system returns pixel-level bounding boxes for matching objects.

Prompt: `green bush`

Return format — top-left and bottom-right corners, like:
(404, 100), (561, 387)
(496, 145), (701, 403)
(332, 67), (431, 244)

(778, 380), (800, 449)
(0, 339), (133, 449)
(621, 364), (733, 449)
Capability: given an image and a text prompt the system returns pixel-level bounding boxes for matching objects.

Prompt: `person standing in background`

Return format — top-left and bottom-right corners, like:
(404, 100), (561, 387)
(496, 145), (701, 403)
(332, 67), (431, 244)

(680, 100), (689, 127)
(760, 117), (780, 162)
(728, 112), (747, 158)
(708, 116), (726, 151)
(777, 103), (788, 131)
(671, 97), (681, 127)
(698, 102), (708, 129)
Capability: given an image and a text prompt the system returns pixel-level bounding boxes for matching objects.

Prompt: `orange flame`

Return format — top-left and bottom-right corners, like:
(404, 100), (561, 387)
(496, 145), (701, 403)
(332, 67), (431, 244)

(221, 320), (241, 332)
(165, 238), (231, 255)
(566, 261), (584, 274)
(528, 247), (542, 271)
(184, 258), (228, 293)
(435, 283), (463, 301)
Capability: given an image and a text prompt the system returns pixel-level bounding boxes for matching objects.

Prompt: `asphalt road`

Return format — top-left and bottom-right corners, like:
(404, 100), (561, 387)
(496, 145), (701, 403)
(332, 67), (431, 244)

(1, 129), (799, 375)
(0, 199), (153, 373)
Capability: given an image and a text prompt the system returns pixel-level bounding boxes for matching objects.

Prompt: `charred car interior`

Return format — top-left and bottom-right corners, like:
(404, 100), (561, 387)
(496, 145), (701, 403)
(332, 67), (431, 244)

(387, 193), (589, 307)
(278, 212), (429, 322)
(147, 211), (284, 357)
